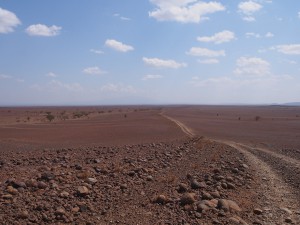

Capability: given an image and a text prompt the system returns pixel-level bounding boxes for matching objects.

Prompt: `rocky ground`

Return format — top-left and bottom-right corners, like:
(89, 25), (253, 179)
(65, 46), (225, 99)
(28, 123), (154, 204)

(1, 136), (299, 224)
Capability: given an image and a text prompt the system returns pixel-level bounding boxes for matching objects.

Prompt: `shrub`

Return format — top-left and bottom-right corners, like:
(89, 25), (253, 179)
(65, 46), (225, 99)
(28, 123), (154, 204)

(255, 116), (261, 121)
(46, 114), (55, 122)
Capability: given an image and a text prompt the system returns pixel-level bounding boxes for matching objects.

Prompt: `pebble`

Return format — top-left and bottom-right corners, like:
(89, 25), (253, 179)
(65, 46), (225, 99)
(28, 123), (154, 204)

(7, 186), (18, 195)
(191, 179), (201, 189)
(153, 195), (168, 204)
(87, 178), (97, 184)
(37, 181), (47, 189)
(178, 183), (188, 193)
(285, 217), (293, 223)
(180, 193), (196, 205)
(253, 208), (263, 215)
(77, 186), (89, 196)
(217, 199), (241, 212)
(19, 210), (29, 219)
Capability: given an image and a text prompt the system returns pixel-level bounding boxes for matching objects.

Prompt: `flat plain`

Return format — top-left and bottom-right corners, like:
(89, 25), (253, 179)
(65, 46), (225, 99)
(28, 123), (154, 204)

(0, 105), (299, 224)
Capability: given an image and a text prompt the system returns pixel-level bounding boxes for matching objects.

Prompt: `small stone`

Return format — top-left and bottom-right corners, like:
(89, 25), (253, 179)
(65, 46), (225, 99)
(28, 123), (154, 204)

(128, 171), (135, 176)
(202, 191), (212, 200)
(120, 184), (127, 190)
(41, 172), (55, 181)
(60, 191), (70, 198)
(7, 186), (18, 195)
(211, 191), (221, 199)
(281, 207), (292, 214)
(37, 181), (47, 189)
(12, 181), (27, 188)
(221, 183), (228, 189)
(217, 199), (241, 212)
(180, 193), (196, 205)
(285, 217), (293, 223)
(72, 207), (80, 213)
(232, 168), (239, 173)
(77, 186), (89, 196)
(178, 183), (188, 193)
(75, 164), (82, 170)
(195, 212), (202, 218)
(191, 179), (201, 189)
(146, 175), (153, 181)
(242, 164), (249, 169)
(55, 208), (66, 216)
(87, 178), (97, 184)
(227, 182), (235, 189)
(253, 208), (263, 215)
(3, 194), (13, 199)
(19, 210), (29, 219)
(153, 195), (168, 204)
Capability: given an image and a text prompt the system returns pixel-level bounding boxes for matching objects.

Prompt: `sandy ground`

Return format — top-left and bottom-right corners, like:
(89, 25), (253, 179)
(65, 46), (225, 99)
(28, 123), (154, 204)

(0, 105), (299, 224)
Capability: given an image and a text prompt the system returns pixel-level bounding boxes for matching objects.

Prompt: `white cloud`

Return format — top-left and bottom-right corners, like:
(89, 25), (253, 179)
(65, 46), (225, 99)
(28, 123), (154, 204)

(49, 80), (83, 92)
(105, 39), (134, 52)
(246, 32), (260, 38)
(238, 1), (262, 22)
(83, 66), (106, 75)
(242, 16), (256, 22)
(46, 72), (58, 78)
(198, 59), (219, 64)
(197, 30), (235, 44)
(143, 57), (187, 69)
(0, 8), (21, 34)
(101, 83), (136, 93)
(90, 49), (104, 54)
(272, 44), (300, 55)
(265, 32), (274, 38)
(26, 24), (62, 36)
(238, 1), (262, 15)
(298, 11), (300, 18)
(142, 74), (163, 80)
(0, 74), (12, 79)
(186, 47), (225, 57)
(246, 32), (274, 38)
(16, 78), (25, 83)
(149, 0), (225, 23)
(234, 57), (270, 76)
(113, 13), (131, 21)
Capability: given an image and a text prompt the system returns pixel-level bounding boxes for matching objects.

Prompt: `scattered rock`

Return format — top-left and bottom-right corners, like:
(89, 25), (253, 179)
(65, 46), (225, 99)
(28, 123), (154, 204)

(178, 183), (188, 193)
(217, 199), (241, 212)
(18, 210), (29, 219)
(253, 208), (263, 215)
(77, 186), (89, 196)
(180, 193), (196, 205)
(153, 195), (168, 204)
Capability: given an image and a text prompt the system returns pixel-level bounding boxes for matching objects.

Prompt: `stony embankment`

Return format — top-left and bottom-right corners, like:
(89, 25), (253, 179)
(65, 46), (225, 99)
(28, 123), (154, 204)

(0, 137), (297, 224)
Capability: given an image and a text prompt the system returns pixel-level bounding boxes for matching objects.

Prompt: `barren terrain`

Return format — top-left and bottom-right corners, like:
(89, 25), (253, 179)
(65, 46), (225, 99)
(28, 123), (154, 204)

(0, 105), (299, 224)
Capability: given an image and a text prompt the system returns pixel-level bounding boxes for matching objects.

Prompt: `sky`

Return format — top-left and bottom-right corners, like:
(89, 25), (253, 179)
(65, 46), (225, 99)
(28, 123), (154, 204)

(0, 0), (300, 105)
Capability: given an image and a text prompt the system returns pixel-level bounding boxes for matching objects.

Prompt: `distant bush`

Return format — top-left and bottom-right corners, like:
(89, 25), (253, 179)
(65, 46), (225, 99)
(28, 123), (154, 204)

(46, 114), (55, 122)
(255, 116), (261, 121)
(73, 111), (89, 118)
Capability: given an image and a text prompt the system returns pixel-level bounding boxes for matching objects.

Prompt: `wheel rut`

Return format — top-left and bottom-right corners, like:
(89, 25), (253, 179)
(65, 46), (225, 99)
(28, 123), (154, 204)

(161, 112), (300, 224)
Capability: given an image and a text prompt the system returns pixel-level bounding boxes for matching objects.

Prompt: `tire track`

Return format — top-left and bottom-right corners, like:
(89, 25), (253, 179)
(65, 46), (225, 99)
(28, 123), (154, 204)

(221, 140), (300, 224)
(160, 112), (300, 223)
(160, 113), (195, 138)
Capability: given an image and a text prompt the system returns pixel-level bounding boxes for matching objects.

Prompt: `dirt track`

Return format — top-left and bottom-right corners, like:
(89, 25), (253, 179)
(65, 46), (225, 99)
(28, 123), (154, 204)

(163, 111), (300, 224)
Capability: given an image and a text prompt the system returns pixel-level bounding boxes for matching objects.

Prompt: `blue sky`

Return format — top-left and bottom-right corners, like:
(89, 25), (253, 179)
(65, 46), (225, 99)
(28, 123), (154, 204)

(1, 0), (300, 105)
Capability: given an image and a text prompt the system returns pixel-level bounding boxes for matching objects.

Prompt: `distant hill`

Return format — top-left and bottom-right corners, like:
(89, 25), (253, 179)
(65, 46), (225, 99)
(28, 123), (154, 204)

(283, 102), (300, 106)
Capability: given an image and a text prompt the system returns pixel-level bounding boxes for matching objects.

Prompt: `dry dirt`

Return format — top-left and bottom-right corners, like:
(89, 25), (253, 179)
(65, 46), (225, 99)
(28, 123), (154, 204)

(0, 105), (299, 224)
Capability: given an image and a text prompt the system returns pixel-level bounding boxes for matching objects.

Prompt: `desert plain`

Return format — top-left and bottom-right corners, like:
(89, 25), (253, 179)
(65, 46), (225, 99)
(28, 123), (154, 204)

(0, 105), (299, 224)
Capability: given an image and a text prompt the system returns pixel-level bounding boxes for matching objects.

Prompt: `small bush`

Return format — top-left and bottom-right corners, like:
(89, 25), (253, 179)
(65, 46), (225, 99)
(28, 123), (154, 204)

(46, 114), (55, 122)
(255, 116), (261, 121)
